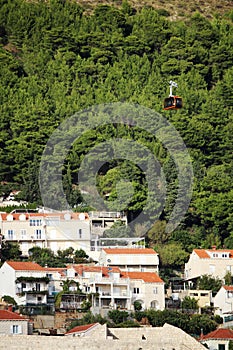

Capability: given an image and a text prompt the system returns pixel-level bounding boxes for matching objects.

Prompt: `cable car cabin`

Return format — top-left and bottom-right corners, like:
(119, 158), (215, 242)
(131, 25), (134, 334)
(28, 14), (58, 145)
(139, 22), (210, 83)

(163, 96), (183, 110)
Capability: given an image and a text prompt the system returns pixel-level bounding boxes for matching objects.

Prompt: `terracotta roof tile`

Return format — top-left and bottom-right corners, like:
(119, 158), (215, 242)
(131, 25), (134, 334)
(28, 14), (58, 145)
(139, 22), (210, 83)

(223, 285), (233, 291)
(66, 323), (98, 334)
(194, 249), (233, 259)
(69, 265), (121, 277)
(193, 249), (210, 258)
(121, 271), (164, 283)
(200, 328), (233, 340)
(0, 212), (89, 221)
(6, 261), (45, 271)
(0, 310), (28, 320)
(103, 248), (157, 255)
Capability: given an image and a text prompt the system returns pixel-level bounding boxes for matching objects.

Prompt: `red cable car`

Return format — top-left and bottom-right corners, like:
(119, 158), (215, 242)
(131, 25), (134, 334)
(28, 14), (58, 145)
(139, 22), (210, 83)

(163, 81), (183, 110)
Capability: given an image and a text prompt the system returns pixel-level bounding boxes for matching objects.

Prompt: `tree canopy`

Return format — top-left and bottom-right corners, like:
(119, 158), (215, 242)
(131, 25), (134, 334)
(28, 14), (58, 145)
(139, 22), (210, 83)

(0, 0), (233, 268)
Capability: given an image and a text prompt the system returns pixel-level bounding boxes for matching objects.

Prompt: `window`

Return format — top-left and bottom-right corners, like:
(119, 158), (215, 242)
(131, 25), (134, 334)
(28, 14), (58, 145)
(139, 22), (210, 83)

(133, 287), (140, 294)
(21, 229), (27, 239)
(153, 287), (158, 294)
(78, 229), (82, 239)
(30, 219), (42, 226)
(7, 230), (14, 239)
(36, 283), (40, 292)
(35, 229), (42, 239)
(218, 344), (225, 350)
(12, 325), (21, 334)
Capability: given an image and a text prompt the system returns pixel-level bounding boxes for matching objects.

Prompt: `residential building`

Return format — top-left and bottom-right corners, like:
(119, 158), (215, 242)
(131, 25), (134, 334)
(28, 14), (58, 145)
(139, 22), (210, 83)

(185, 248), (233, 282)
(89, 211), (127, 237)
(214, 285), (233, 316)
(0, 210), (91, 257)
(65, 264), (165, 312)
(98, 248), (159, 272)
(0, 261), (48, 307)
(44, 267), (66, 296)
(199, 328), (233, 350)
(0, 309), (29, 335)
(65, 323), (104, 337)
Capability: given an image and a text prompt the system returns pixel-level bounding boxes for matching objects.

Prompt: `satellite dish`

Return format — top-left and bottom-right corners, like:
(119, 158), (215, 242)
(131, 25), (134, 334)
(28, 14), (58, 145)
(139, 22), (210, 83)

(79, 213), (85, 221)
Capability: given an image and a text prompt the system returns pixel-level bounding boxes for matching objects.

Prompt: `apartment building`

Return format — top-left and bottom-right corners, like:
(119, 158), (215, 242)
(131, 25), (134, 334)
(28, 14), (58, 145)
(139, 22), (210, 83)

(185, 248), (233, 281)
(98, 248), (159, 272)
(0, 210), (91, 256)
(65, 264), (165, 312)
(0, 261), (48, 306)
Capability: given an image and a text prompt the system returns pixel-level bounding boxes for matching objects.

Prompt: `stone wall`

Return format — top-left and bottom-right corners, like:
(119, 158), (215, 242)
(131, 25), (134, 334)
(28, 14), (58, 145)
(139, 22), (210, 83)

(0, 324), (206, 350)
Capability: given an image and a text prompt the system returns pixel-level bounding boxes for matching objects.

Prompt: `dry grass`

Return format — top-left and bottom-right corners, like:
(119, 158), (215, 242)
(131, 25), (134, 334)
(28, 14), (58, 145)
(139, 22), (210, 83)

(75, 0), (232, 19)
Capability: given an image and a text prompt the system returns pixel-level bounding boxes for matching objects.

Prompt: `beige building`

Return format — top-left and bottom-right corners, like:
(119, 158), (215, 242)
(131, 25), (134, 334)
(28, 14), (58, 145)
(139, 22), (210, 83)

(65, 264), (165, 312)
(185, 248), (233, 281)
(99, 248), (159, 272)
(0, 210), (91, 256)
(0, 309), (29, 335)
(0, 323), (206, 349)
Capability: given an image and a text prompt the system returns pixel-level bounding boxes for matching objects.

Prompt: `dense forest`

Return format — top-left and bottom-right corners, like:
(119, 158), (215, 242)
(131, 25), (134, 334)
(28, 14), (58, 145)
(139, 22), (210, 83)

(0, 0), (233, 267)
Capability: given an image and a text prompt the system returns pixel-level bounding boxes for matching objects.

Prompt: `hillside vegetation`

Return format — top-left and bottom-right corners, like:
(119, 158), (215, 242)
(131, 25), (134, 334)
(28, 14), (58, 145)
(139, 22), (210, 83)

(0, 0), (233, 267)
(76, 0), (233, 20)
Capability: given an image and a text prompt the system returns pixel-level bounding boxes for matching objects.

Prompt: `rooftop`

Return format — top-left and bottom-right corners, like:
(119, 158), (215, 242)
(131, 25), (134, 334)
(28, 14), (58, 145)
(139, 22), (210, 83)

(0, 310), (28, 321)
(6, 261), (45, 271)
(103, 248), (157, 255)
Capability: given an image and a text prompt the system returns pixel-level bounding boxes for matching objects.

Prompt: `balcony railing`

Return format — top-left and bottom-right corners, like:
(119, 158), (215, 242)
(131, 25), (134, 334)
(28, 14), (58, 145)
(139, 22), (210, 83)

(89, 211), (126, 219)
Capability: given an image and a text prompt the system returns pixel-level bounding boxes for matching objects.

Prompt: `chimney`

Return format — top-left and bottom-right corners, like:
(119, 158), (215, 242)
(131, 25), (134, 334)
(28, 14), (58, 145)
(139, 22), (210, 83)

(212, 245), (216, 250)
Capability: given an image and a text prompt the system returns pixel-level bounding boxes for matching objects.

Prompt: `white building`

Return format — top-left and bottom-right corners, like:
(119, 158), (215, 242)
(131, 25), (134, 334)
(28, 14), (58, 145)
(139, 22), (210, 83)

(98, 248), (159, 273)
(185, 248), (233, 281)
(0, 210), (91, 256)
(214, 285), (233, 316)
(65, 264), (165, 312)
(0, 261), (48, 306)
(199, 328), (233, 350)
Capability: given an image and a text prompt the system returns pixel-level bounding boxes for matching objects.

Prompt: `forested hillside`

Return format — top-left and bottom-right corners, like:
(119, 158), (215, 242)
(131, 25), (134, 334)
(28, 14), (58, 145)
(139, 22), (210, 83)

(0, 0), (233, 266)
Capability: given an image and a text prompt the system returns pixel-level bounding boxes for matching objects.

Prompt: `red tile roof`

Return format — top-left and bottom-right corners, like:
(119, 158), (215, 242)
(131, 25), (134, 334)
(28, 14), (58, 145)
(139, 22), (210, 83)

(69, 264), (121, 277)
(200, 328), (233, 340)
(121, 271), (164, 283)
(0, 310), (27, 320)
(66, 323), (98, 335)
(6, 261), (45, 271)
(193, 249), (210, 258)
(0, 212), (89, 221)
(103, 248), (157, 255)
(223, 285), (233, 291)
(44, 267), (66, 277)
(194, 249), (233, 259)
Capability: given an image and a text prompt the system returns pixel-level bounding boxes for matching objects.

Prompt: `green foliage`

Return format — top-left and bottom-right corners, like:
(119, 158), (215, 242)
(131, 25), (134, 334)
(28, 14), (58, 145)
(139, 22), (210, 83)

(1, 242), (22, 262)
(155, 242), (189, 268)
(197, 274), (222, 294)
(27, 246), (90, 267)
(67, 311), (109, 330)
(224, 271), (232, 285)
(2, 295), (17, 306)
(229, 340), (233, 350)
(134, 300), (142, 311)
(181, 296), (199, 310)
(0, 1), (232, 258)
(108, 309), (129, 325)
